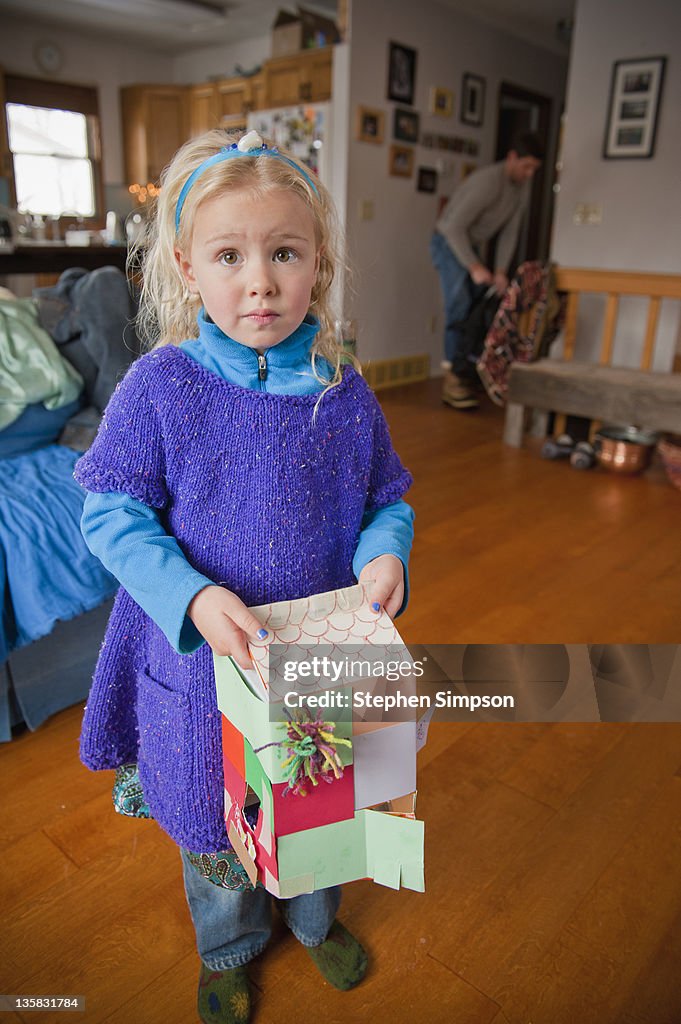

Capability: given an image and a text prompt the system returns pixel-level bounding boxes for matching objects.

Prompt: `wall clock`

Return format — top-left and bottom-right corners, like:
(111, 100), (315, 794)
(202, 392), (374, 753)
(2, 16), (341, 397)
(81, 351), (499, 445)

(34, 41), (63, 75)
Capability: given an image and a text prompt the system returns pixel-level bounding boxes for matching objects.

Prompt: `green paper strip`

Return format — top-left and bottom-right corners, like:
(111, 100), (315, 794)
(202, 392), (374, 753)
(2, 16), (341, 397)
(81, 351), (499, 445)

(277, 809), (425, 893)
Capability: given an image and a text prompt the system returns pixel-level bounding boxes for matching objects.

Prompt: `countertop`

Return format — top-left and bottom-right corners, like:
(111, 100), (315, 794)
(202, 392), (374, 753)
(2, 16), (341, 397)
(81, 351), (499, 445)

(0, 242), (128, 275)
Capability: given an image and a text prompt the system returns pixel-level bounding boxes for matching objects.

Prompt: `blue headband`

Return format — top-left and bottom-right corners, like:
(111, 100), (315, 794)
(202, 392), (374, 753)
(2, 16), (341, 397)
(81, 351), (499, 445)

(175, 133), (319, 233)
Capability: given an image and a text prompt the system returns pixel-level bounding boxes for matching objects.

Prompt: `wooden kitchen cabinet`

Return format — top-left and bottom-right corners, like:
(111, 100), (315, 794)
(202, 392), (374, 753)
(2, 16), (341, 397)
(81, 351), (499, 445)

(215, 74), (266, 121)
(188, 82), (218, 136)
(215, 77), (250, 120)
(303, 48), (333, 101)
(263, 57), (300, 108)
(122, 50), (332, 179)
(188, 74), (266, 137)
(121, 85), (189, 184)
(263, 47), (333, 106)
(249, 73), (266, 111)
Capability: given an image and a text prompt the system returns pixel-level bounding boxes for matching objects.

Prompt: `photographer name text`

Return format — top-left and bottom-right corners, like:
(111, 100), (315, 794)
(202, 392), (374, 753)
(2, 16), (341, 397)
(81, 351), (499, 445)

(283, 690), (515, 712)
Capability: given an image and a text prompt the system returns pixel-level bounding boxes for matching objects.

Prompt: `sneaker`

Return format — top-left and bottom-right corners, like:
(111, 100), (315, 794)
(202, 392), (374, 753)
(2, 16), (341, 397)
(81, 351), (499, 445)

(442, 370), (479, 410)
(569, 441), (597, 470)
(541, 434), (575, 460)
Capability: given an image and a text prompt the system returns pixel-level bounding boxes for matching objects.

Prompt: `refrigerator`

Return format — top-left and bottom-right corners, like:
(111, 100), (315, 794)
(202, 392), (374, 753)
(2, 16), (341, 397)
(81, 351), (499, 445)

(247, 102), (333, 190)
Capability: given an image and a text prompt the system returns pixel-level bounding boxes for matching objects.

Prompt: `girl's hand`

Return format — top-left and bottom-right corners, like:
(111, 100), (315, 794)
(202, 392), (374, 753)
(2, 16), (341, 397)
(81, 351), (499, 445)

(187, 585), (267, 670)
(358, 554), (405, 619)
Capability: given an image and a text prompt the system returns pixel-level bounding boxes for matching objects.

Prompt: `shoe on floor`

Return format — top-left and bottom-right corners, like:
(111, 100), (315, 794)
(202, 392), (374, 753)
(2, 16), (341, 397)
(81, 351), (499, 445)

(304, 919), (369, 991)
(442, 370), (479, 410)
(198, 962), (251, 1024)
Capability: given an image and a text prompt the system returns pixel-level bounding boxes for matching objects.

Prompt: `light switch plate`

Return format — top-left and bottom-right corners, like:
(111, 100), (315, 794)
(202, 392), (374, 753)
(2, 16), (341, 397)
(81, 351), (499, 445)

(360, 200), (374, 221)
(574, 202), (602, 225)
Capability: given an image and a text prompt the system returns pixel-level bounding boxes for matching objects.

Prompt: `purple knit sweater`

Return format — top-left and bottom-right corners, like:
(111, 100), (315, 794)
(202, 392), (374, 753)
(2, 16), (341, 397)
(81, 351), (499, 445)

(74, 345), (412, 852)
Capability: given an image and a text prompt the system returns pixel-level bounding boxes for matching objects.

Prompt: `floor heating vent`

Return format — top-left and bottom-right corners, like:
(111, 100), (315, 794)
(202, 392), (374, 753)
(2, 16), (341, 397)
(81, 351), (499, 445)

(361, 353), (430, 391)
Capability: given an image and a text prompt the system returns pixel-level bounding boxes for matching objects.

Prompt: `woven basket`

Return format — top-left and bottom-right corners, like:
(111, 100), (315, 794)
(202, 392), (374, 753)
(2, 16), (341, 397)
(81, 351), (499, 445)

(658, 436), (681, 491)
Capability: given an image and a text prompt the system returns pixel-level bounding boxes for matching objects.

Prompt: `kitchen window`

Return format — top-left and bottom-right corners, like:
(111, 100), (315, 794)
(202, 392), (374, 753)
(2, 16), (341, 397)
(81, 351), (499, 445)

(4, 75), (103, 222)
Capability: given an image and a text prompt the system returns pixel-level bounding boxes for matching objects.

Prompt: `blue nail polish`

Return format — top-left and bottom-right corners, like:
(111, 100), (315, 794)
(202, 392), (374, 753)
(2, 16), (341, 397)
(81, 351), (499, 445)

(372, 602), (380, 612)
(257, 628), (268, 639)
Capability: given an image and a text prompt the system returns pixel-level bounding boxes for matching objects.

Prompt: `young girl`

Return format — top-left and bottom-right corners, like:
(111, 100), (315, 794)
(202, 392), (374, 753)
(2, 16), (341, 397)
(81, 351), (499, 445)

(75, 128), (414, 1024)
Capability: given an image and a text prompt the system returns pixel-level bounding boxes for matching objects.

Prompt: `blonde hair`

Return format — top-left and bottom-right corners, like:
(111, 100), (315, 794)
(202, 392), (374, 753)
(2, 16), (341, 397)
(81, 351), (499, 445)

(130, 128), (359, 390)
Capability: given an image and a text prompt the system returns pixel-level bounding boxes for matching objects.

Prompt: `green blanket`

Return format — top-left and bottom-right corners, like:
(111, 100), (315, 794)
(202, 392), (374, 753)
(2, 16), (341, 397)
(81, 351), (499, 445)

(0, 298), (83, 430)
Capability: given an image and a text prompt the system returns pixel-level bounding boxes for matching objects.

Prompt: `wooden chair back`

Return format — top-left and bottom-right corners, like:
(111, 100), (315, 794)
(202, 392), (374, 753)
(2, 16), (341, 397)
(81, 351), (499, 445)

(554, 268), (681, 371)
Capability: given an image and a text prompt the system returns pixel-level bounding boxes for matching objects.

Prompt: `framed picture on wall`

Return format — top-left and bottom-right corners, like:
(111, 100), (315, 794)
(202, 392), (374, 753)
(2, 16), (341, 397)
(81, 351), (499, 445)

(429, 86), (453, 117)
(417, 167), (438, 193)
(393, 107), (420, 143)
(461, 73), (486, 127)
(356, 105), (385, 144)
(387, 41), (417, 105)
(603, 56), (666, 159)
(389, 144), (414, 178)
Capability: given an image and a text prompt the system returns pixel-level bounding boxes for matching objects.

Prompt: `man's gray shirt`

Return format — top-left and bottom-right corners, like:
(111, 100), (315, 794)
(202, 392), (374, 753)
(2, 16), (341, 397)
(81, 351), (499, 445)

(435, 161), (530, 273)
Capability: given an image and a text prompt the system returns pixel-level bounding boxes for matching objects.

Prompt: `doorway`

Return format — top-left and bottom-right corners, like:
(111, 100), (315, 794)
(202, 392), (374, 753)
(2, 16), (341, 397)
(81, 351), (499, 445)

(495, 82), (553, 262)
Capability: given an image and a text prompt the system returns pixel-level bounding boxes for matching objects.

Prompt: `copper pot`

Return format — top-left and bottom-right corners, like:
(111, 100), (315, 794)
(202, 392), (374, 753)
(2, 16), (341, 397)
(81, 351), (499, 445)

(594, 426), (658, 475)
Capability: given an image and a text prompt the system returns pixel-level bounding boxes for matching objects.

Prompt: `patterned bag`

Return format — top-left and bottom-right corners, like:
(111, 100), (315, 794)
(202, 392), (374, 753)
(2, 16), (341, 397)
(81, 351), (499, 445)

(477, 261), (565, 406)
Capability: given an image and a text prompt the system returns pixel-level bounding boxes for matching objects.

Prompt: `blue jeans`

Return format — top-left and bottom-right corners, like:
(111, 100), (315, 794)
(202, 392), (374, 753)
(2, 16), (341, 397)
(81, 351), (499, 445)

(180, 849), (342, 970)
(429, 231), (476, 375)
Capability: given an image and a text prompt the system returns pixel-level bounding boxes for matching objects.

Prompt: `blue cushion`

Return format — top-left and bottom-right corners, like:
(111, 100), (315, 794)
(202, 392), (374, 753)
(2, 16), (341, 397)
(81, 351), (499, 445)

(0, 399), (82, 459)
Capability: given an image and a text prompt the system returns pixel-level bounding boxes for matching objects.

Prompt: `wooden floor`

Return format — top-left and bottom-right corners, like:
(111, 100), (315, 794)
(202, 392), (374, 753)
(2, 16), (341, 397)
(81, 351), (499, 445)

(2, 380), (681, 1024)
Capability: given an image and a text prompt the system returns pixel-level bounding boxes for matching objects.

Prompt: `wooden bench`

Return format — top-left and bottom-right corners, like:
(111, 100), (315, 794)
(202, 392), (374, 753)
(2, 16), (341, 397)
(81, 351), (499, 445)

(503, 269), (681, 447)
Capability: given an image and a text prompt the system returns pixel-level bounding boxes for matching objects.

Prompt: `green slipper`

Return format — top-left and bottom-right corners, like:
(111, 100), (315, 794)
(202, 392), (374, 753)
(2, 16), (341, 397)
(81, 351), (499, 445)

(304, 920), (369, 991)
(197, 962), (251, 1024)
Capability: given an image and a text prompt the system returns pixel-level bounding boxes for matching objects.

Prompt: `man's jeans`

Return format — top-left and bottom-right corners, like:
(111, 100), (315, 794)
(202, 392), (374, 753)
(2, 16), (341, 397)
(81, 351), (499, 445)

(180, 849), (342, 969)
(429, 231), (476, 376)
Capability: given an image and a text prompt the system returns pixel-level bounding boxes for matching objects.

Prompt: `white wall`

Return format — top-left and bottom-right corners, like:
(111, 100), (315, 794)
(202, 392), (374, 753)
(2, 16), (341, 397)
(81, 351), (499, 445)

(551, 0), (681, 368)
(0, 17), (173, 185)
(345, 0), (568, 366)
(172, 35), (269, 84)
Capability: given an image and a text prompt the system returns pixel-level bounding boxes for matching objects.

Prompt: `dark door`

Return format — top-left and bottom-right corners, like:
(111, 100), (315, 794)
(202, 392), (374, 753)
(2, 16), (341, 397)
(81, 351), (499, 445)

(495, 82), (553, 263)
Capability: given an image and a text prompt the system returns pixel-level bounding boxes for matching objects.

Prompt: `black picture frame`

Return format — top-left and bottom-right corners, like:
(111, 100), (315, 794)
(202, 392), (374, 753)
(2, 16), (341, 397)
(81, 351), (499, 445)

(387, 41), (417, 105)
(417, 167), (438, 193)
(461, 73), (486, 127)
(603, 56), (666, 159)
(393, 107), (420, 144)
